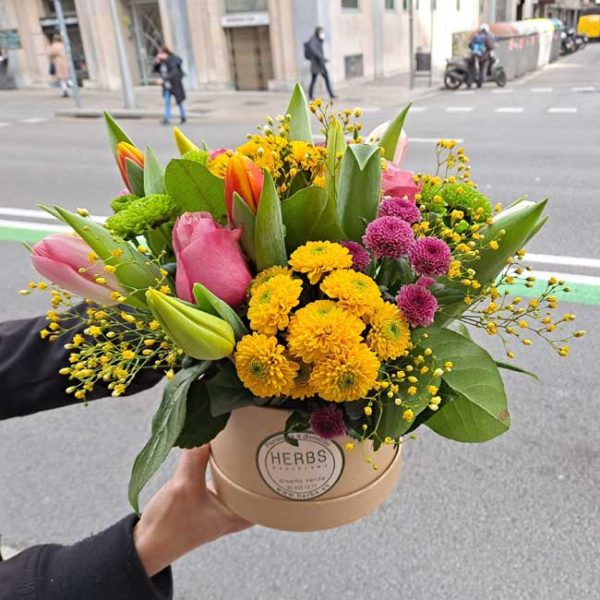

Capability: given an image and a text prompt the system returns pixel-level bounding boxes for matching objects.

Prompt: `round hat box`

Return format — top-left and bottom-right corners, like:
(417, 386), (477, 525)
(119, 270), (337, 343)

(210, 406), (402, 531)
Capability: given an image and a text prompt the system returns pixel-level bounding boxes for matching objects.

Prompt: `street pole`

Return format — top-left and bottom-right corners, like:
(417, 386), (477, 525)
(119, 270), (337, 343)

(408, 0), (414, 89)
(52, 0), (81, 107)
(428, 0), (434, 88)
(108, 0), (136, 109)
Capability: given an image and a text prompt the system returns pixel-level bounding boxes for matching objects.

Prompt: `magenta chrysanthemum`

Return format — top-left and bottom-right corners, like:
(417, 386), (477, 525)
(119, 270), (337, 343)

(340, 240), (371, 272)
(408, 237), (452, 277)
(396, 283), (438, 328)
(378, 196), (422, 224)
(362, 216), (414, 260)
(309, 405), (346, 440)
(417, 276), (436, 287)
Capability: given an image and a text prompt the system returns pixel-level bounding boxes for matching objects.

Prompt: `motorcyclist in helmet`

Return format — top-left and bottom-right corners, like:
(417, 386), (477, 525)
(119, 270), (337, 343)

(468, 23), (496, 89)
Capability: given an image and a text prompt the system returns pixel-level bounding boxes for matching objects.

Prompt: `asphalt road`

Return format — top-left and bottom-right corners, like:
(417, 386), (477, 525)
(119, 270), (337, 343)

(0, 46), (599, 600)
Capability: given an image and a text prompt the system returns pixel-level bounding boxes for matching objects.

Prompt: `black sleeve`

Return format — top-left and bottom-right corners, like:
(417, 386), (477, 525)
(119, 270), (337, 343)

(0, 307), (163, 420)
(0, 515), (172, 600)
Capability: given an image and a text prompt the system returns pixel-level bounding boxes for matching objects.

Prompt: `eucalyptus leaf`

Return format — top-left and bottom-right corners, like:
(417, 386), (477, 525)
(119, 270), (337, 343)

(165, 159), (226, 221)
(281, 186), (344, 252)
(175, 379), (230, 449)
(286, 83), (312, 143)
(143, 146), (165, 195)
(337, 144), (382, 241)
(254, 170), (287, 270)
(128, 362), (210, 512)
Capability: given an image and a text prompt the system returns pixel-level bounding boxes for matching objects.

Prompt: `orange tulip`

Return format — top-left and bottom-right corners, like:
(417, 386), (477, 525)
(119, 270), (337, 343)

(116, 141), (144, 192)
(225, 154), (263, 220)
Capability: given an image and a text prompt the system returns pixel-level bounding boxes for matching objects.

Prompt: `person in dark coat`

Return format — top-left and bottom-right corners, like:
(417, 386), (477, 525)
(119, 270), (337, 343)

(467, 24), (495, 89)
(306, 27), (336, 101)
(153, 46), (187, 125)
(0, 307), (250, 599)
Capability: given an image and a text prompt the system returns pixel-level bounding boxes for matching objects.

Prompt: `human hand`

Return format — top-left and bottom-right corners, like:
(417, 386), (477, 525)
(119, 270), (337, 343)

(133, 446), (251, 577)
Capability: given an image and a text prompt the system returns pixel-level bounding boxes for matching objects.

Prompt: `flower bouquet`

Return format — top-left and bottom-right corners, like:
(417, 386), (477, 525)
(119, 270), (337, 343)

(26, 85), (583, 531)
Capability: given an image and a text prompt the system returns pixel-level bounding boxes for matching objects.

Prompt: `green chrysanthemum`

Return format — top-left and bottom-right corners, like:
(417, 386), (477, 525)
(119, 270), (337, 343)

(106, 194), (177, 237)
(110, 193), (138, 214)
(182, 149), (210, 165)
(441, 184), (492, 220)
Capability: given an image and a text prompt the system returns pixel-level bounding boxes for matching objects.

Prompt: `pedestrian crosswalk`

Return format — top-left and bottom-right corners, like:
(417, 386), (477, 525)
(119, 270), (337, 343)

(0, 117), (50, 128)
(411, 105), (580, 115)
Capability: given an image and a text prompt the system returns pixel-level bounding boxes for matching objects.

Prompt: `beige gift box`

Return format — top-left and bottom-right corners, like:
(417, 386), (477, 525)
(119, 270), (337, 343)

(210, 406), (402, 531)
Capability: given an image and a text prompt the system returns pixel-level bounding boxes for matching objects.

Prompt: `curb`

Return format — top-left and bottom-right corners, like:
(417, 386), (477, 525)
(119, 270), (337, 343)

(55, 108), (212, 120)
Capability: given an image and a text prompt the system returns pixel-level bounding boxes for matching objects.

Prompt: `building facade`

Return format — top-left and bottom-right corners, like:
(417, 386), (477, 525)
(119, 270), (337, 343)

(1, 0), (485, 92)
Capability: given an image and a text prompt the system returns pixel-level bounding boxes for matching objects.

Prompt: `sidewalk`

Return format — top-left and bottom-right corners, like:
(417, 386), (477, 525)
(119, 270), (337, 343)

(42, 73), (440, 122)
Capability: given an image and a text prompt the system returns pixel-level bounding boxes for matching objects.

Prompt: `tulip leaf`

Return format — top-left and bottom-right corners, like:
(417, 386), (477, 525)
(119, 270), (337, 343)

(281, 186), (344, 252)
(125, 158), (145, 197)
(286, 83), (313, 143)
(421, 327), (510, 443)
(378, 103), (411, 162)
(206, 360), (257, 417)
(254, 170), (287, 270)
(193, 283), (248, 340)
(104, 112), (135, 157)
(325, 117), (347, 202)
(232, 192), (256, 262)
(129, 361), (211, 512)
(165, 159), (227, 222)
(175, 379), (230, 449)
(48, 206), (161, 309)
(143, 146), (165, 195)
(336, 144), (382, 242)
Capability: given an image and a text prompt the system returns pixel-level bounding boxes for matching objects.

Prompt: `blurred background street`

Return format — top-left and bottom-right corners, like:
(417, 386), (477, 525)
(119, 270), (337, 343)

(1, 1), (600, 599)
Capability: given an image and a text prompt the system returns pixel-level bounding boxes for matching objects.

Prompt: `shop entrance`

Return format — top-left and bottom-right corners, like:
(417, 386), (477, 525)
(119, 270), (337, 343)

(226, 26), (273, 90)
(128, 0), (163, 85)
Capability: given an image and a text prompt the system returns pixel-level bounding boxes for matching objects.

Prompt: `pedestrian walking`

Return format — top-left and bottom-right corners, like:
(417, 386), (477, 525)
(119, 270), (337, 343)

(153, 46), (187, 125)
(467, 24), (495, 89)
(305, 27), (337, 101)
(48, 33), (69, 98)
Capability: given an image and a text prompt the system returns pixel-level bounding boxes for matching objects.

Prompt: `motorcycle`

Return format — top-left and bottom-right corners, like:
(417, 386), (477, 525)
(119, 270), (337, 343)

(444, 52), (507, 90)
(572, 29), (588, 50)
(560, 30), (577, 54)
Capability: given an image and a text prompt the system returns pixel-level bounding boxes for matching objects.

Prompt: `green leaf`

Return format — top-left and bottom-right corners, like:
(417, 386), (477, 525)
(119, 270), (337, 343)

(232, 192), (256, 262)
(254, 170), (287, 270)
(281, 186), (345, 252)
(104, 111), (134, 156)
(125, 158), (145, 197)
(165, 159), (227, 221)
(206, 360), (257, 417)
(495, 360), (539, 381)
(284, 410), (310, 446)
(422, 327), (510, 443)
(193, 283), (248, 340)
(286, 83), (312, 143)
(325, 117), (347, 202)
(143, 146), (165, 195)
(377, 103), (411, 161)
(128, 362), (210, 512)
(336, 144), (382, 241)
(175, 379), (230, 449)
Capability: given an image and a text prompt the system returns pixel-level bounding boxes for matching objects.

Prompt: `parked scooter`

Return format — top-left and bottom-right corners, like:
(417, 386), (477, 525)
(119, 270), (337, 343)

(444, 52), (507, 90)
(560, 29), (577, 54)
(572, 29), (588, 50)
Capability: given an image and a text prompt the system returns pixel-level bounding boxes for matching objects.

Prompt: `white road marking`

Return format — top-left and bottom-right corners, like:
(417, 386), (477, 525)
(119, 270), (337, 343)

(572, 86), (594, 92)
(409, 106), (427, 112)
(359, 106), (381, 113)
(532, 87), (552, 93)
(0, 207), (106, 223)
(526, 253), (600, 270)
(495, 107), (524, 113)
(410, 137), (464, 143)
(491, 88), (513, 94)
(530, 269), (600, 287)
(19, 117), (48, 124)
(445, 106), (474, 113)
(548, 107), (578, 113)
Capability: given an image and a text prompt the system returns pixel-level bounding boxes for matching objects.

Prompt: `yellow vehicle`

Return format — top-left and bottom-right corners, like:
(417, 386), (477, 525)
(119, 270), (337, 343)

(578, 14), (600, 40)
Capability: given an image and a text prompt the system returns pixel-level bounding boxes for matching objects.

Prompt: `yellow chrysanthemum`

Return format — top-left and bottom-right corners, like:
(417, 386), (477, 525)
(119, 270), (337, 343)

(310, 343), (380, 402)
(207, 152), (231, 178)
(320, 269), (383, 319)
(235, 333), (299, 398)
(289, 241), (353, 284)
(249, 265), (292, 293)
(367, 302), (411, 360)
(287, 300), (365, 362)
(247, 274), (302, 335)
(288, 361), (316, 400)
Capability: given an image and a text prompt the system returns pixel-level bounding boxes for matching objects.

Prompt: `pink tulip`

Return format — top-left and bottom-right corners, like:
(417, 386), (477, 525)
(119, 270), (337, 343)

(209, 147), (230, 160)
(368, 123), (409, 166)
(31, 234), (125, 304)
(173, 212), (252, 308)
(381, 161), (420, 201)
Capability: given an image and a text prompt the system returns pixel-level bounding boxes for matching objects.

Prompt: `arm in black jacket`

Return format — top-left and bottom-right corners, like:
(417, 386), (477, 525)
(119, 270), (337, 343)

(0, 310), (171, 600)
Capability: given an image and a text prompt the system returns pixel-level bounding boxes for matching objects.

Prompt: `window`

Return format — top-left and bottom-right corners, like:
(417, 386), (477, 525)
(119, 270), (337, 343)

(342, 0), (359, 9)
(385, 0), (395, 9)
(224, 0), (267, 13)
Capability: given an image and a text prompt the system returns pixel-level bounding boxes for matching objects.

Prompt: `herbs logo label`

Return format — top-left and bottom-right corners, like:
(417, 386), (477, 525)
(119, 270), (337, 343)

(256, 432), (345, 500)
